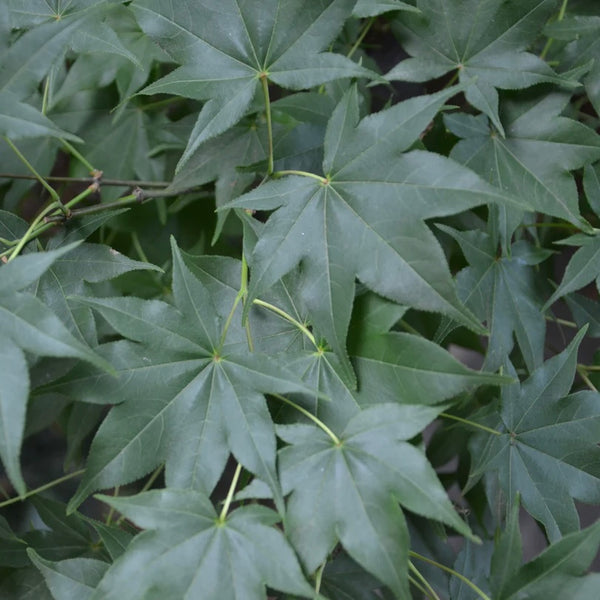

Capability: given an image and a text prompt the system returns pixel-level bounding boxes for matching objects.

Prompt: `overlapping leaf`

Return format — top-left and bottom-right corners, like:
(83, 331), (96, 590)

(1, 1), (133, 100)
(387, 0), (575, 134)
(467, 328), (600, 541)
(227, 85), (528, 382)
(543, 233), (600, 309)
(441, 227), (549, 373)
(0, 243), (112, 495)
(131, 0), (375, 168)
(446, 91), (600, 235)
(61, 239), (317, 511)
(89, 489), (315, 600)
(277, 403), (475, 597)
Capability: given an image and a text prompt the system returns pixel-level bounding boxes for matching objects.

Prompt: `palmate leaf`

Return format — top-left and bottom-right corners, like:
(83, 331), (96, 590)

(0, 92), (82, 141)
(0, 244), (112, 495)
(35, 241), (162, 345)
(543, 233), (600, 309)
(63, 239), (317, 511)
(1, 1), (131, 100)
(467, 328), (600, 542)
(441, 227), (548, 373)
(446, 91), (600, 235)
(131, 0), (376, 168)
(90, 489), (315, 600)
(387, 0), (576, 135)
(28, 550), (110, 600)
(227, 85), (528, 383)
(277, 403), (476, 598)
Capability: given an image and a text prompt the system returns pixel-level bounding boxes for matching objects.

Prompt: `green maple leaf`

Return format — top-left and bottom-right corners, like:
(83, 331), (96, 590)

(277, 403), (476, 597)
(0, 91), (82, 141)
(0, 243), (112, 496)
(440, 227), (549, 373)
(227, 85), (527, 384)
(548, 14), (600, 117)
(35, 241), (162, 346)
(1, 1), (133, 101)
(62, 239), (317, 511)
(131, 0), (376, 168)
(446, 91), (600, 235)
(543, 232), (600, 309)
(387, 0), (576, 135)
(89, 489), (315, 600)
(28, 550), (109, 600)
(467, 328), (600, 542)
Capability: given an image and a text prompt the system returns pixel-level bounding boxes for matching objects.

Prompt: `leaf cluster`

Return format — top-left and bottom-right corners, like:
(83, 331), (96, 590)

(1, 1), (600, 598)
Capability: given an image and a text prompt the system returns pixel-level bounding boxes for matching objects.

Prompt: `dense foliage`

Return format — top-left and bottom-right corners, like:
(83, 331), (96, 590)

(1, 0), (600, 598)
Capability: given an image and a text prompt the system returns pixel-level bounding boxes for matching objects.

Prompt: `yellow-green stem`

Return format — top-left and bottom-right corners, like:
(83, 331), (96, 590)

(273, 169), (328, 184)
(0, 469), (85, 508)
(540, 0), (569, 59)
(3, 137), (60, 204)
(219, 463), (242, 522)
(577, 367), (598, 392)
(7, 202), (61, 261)
(41, 77), (50, 115)
(260, 75), (274, 175)
(64, 185), (95, 210)
(409, 561), (441, 600)
(439, 412), (501, 436)
(409, 551), (492, 600)
(253, 299), (317, 348)
(131, 231), (150, 263)
(272, 394), (340, 445)
(347, 17), (375, 59)
(61, 139), (95, 172)
(314, 561), (326, 595)
(105, 486), (120, 525)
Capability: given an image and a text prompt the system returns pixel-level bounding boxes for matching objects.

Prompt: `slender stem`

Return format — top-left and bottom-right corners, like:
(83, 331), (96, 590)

(7, 202), (61, 261)
(408, 575), (433, 600)
(131, 231), (150, 263)
(399, 319), (424, 337)
(409, 561), (441, 600)
(0, 469), (85, 508)
(347, 17), (375, 59)
(579, 364), (600, 371)
(219, 292), (244, 351)
(3, 137), (61, 204)
(219, 463), (242, 522)
(544, 315), (577, 328)
(272, 169), (328, 184)
(0, 173), (171, 187)
(260, 75), (274, 175)
(444, 70), (459, 88)
(253, 299), (317, 348)
(409, 551), (492, 600)
(140, 464), (164, 493)
(577, 367), (598, 392)
(105, 486), (120, 525)
(0, 237), (18, 246)
(64, 185), (95, 210)
(41, 77), (50, 115)
(240, 254), (255, 352)
(439, 413), (501, 436)
(43, 193), (139, 223)
(540, 0), (569, 59)
(314, 561), (326, 595)
(272, 394), (340, 445)
(61, 139), (95, 172)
